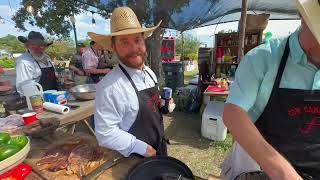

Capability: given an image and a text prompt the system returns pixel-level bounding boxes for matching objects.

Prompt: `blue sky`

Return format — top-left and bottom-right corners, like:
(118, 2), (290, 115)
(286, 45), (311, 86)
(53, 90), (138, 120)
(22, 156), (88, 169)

(0, 0), (301, 47)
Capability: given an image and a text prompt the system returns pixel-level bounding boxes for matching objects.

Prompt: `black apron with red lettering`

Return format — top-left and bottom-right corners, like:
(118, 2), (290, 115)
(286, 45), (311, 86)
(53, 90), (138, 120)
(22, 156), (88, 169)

(119, 64), (167, 156)
(256, 38), (320, 179)
(33, 57), (58, 91)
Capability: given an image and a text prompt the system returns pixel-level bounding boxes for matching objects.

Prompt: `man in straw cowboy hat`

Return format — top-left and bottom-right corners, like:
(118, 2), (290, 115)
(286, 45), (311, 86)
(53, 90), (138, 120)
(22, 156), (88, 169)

(221, 0), (320, 179)
(16, 31), (58, 95)
(89, 6), (175, 157)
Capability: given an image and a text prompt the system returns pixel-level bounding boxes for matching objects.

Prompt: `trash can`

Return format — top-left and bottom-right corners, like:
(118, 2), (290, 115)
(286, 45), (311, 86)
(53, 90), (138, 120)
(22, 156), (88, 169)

(162, 62), (184, 92)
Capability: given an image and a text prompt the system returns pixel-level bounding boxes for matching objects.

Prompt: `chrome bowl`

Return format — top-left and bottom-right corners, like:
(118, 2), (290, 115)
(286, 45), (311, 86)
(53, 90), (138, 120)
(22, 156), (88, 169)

(70, 84), (96, 101)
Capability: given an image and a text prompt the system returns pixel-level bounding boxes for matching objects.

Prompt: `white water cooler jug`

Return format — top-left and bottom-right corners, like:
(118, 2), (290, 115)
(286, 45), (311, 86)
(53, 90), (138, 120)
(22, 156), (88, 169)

(21, 82), (43, 111)
(201, 101), (227, 141)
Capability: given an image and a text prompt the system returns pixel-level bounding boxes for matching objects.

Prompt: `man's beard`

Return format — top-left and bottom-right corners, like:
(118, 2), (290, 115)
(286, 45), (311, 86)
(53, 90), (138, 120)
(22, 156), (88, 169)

(29, 50), (45, 61)
(116, 49), (146, 69)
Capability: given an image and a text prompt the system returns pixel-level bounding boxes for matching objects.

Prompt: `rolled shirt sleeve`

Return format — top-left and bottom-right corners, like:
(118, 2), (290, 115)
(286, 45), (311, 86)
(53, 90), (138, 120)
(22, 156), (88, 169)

(94, 85), (148, 157)
(226, 46), (267, 112)
(15, 59), (38, 95)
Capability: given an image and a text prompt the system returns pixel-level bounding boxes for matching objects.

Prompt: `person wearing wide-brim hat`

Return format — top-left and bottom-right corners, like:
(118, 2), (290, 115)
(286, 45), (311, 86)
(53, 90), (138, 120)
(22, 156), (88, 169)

(90, 6), (175, 158)
(221, 0), (320, 179)
(16, 31), (58, 95)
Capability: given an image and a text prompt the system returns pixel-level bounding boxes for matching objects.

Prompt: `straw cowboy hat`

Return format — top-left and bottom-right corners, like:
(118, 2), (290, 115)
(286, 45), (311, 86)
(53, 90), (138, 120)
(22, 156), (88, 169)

(295, 0), (320, 44)
(88, 6), (162, 51)
(18, 31), (53, 46)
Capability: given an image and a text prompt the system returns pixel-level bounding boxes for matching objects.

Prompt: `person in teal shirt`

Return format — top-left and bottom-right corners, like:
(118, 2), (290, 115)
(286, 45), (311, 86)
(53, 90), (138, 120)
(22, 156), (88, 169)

(221, 17), (320, 180)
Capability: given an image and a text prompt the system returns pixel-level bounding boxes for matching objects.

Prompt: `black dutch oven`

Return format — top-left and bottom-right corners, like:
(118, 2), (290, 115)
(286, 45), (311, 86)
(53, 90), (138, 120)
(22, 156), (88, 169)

(126, 156), (195, 180)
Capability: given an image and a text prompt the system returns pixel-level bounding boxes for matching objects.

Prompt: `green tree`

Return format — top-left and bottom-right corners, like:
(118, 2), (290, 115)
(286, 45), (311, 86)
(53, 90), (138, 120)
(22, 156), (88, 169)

(12, 0), (94, 37)
(0, 35), (25, 53)
(46, 39), (75, 59)
(0, 56), (15, 68)
(78, 39), (91, 47)
(176, 33), (201, 60)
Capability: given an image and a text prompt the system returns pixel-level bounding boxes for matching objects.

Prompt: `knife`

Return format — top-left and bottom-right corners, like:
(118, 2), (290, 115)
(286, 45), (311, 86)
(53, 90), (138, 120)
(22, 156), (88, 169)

(81, 156), (124, 180)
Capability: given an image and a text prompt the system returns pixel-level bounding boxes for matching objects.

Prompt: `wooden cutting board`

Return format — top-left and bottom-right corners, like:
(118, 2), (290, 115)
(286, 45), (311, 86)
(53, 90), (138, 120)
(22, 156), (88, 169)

(24, 131), (140, 180)
(24, 131), (207, 180)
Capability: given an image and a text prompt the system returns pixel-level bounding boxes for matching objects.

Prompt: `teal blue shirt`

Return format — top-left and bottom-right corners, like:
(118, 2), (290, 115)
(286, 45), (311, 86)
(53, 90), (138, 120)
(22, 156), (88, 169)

(226, 29), (320, 123)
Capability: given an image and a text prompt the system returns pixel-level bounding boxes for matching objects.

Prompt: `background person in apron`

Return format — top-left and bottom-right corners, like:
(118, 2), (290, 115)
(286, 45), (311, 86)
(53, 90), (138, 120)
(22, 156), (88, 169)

(89, 7), (175, 158)
(97, 50), (119, 70)
(16, 31), (58, 96)
(221, 1), (320, 179)
(82, 41), (111, 84)
(69, 43), (87, 85)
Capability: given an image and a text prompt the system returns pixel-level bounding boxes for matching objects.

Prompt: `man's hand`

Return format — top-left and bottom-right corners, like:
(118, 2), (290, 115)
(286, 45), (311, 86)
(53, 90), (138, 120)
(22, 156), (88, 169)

(168, 98), (176, 113)
(223, 103), (303, 180)
(77, 69), (85, 76)
(144, 144), (156, 157)
(102, 68), (111, 74)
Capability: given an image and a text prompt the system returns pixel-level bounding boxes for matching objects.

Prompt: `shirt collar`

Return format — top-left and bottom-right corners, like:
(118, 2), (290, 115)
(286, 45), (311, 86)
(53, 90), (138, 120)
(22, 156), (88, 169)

(289, 27), (307, 64)
(119, 62), (146, 75)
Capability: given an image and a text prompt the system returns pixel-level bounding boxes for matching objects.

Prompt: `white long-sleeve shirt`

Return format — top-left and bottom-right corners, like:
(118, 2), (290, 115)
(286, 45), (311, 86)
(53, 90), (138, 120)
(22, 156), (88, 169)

(15, 52), (53, 95)
(94, 63), (157, 157)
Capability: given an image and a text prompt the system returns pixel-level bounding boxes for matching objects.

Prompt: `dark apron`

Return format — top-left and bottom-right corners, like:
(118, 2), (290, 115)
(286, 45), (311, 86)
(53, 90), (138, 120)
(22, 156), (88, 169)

(256, 37), (320, 179)
(89, 47), (103, 83)
(119, 64), (167, 156)
(34, 57), (58, 91)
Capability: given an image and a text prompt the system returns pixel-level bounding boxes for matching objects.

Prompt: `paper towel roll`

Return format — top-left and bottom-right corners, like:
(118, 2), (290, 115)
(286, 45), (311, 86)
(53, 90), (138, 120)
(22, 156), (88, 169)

(43, 102), (70, 114)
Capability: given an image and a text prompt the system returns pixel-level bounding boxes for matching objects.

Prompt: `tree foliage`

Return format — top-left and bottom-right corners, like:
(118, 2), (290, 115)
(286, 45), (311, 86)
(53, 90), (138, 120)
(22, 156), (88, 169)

(0, 56), (15, 68)
(78, 39), (91, 47)
(0, 34), (75, 59)
(12, 0), (94, 37)
(0, 35), (25, 53)
(46, 39), (75, 59)
(176, 33), (201, 60)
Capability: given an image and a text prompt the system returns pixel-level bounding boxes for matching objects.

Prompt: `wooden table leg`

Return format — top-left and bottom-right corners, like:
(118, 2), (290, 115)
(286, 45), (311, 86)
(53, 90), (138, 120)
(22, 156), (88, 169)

(83, 119), (95, 136)
(203, 94), (210, 105)
(200, 94), (211, 114)
(68, 124), (76, 135)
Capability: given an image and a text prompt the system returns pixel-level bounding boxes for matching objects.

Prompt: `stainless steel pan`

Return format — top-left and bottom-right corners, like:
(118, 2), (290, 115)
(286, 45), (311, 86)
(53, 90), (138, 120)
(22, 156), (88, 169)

(70, 84), (96, 101)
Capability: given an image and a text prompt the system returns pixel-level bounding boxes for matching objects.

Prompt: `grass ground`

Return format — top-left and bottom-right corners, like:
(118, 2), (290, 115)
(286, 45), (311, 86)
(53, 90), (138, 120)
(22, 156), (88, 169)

(162, 63), (233, 179)
(163, 112), (232, 178)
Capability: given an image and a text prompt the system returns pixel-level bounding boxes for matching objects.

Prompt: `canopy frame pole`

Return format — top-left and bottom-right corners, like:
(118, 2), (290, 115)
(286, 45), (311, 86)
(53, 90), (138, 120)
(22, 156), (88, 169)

(181, 31), (184, 60)
(237, 0), (248, 63)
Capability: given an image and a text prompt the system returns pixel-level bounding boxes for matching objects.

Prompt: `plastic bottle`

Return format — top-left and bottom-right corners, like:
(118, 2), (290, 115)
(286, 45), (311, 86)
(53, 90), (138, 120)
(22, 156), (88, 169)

(21, 82), (43, 111)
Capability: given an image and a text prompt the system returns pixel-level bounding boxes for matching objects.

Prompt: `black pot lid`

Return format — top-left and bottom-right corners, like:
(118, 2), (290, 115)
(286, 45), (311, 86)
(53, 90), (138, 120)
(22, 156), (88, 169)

(126, 156), (194, 180)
